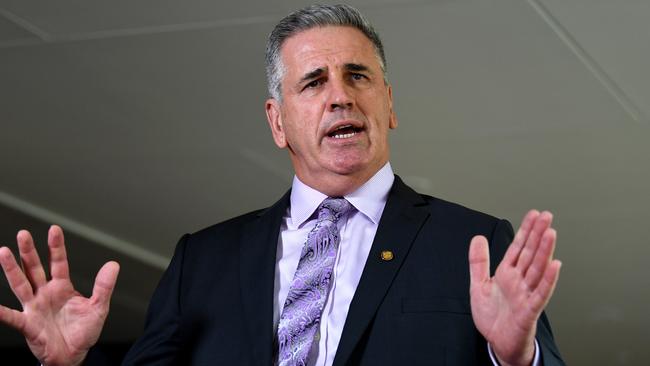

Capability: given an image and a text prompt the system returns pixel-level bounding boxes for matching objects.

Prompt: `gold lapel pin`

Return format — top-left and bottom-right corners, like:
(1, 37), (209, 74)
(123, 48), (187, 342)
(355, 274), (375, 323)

(380, 250), (394, 261)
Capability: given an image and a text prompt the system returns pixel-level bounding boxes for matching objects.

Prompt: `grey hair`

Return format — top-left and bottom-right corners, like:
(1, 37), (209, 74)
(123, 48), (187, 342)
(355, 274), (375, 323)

(265, 4), (387, 101)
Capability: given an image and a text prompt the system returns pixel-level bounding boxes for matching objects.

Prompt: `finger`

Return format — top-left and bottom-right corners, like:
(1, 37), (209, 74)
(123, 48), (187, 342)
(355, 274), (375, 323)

(515, 211), (553, 272)
(90, 261), (120, 313)
(48, 225), (70, 280)
(469, 235), (490, 285)
(502, 210), (539, 266)
(530, 260), (561, 313)
(0, 304), (26, 331)
(0, 246), (34, 303)
(524, 228), (556, 290)
(17, 230), (47, 289)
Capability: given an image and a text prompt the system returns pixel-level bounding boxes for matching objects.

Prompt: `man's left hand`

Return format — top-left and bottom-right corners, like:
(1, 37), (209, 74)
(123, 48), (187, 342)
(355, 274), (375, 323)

(468, 210), (561, 366)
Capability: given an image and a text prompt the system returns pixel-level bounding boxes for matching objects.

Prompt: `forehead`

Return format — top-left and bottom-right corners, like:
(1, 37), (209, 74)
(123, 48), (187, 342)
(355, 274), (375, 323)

(280, 26), (379, 74)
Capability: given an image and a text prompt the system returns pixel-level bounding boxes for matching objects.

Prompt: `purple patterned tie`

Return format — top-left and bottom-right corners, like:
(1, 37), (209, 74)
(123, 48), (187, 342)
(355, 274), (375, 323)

(277, 197), (352, 366)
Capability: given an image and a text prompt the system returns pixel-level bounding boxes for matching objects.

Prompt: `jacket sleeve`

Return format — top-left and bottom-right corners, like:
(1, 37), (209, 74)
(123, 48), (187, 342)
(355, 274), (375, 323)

(121, 234), (190, 365)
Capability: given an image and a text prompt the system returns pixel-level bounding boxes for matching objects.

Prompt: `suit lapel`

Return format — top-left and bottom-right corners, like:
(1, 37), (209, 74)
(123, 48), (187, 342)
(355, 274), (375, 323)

(239, 190), (290, 364)
(333, 177), (430, 366)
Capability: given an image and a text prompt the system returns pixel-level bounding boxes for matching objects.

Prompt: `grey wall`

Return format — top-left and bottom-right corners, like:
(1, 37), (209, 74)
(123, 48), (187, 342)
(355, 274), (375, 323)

(1, 0), (649, 364)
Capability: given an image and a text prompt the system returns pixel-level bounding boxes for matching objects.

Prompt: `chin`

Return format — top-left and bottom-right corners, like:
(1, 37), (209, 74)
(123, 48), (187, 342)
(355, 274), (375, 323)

(323, 147), (385, 177)
(327, 158), (373, 176)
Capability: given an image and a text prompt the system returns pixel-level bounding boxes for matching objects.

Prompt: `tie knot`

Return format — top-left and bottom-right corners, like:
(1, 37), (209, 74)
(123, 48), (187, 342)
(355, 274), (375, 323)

(318, 197), (352, 222)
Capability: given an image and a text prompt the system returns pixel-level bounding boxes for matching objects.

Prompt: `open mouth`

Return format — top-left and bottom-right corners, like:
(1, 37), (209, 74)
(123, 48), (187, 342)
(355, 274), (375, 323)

(327, 124), (364, 139)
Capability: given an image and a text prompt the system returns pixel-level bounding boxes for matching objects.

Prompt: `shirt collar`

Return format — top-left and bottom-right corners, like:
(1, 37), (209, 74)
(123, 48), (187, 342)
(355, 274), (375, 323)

(289, 162), (395, 228)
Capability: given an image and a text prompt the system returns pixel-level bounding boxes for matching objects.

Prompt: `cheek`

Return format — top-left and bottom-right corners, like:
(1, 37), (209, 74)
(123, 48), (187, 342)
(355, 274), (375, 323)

(297, 109), (324, 137)
(284, 116), (318, 151)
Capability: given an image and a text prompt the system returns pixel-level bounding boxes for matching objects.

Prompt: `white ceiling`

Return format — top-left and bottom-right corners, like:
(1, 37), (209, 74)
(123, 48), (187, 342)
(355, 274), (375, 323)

(1, 0), (649, 364)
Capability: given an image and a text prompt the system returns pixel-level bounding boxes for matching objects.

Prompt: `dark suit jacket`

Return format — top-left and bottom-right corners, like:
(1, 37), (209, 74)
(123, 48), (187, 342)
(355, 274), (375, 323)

(121, 176), (565, 365)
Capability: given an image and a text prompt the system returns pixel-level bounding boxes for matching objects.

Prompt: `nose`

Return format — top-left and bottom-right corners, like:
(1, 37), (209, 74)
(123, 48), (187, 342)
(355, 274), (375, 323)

(327, 78), (354, 111)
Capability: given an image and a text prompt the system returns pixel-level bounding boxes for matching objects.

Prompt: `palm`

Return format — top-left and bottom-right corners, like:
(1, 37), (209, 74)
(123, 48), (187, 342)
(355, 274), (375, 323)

(470, 257), (539, 360)
(0, 226), (119, 366)
(468, 211), (561, 366)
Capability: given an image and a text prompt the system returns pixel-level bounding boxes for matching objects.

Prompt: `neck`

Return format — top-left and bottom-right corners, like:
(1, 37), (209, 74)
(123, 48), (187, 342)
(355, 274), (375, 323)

(294, 163), (386, 197)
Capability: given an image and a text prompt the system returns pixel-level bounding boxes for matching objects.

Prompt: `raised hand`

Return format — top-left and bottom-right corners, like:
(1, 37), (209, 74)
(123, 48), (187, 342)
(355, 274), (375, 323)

(0, 225), (119, 366)
(469, 210), (561, 366)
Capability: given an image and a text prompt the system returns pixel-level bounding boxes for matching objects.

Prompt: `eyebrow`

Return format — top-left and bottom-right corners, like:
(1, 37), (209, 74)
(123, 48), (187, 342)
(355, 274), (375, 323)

(298, 63), (374, 85)
(345, 63), (371, 73)
(299, 68), (326, 84)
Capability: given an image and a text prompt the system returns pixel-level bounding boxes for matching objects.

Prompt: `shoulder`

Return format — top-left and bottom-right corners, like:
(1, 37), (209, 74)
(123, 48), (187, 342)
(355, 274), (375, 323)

(169, 189), (290, 261)
(393, 176), (505, 228)
(392, 177), (513, 246)
(164, 207), (273, 276)
(178, 207), (267, 250)
(193, 208), (265, 236)
(421, 193), (512, 238)
(405, 189), (514, 267)
(420, 193), (501, 226)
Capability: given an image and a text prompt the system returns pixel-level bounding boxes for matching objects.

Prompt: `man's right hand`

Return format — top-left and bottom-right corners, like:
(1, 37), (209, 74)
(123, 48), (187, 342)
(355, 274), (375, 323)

(0, 225), (119, 366)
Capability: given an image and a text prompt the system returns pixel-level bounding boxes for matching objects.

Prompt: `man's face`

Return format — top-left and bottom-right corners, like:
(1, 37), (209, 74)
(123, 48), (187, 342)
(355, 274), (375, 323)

(266, 26), (397, 194)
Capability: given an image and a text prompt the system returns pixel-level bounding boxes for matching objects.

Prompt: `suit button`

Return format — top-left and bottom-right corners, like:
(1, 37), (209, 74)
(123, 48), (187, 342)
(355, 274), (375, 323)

(381, 250), (394, 261)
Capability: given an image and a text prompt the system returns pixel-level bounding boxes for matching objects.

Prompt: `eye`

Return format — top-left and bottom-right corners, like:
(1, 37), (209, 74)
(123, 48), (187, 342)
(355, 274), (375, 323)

(303, 79), (323, 90)
(350, 73), (367, 81)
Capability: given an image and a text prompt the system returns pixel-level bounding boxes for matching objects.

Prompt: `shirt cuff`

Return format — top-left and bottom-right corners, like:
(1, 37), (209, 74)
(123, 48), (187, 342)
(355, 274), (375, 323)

(487, 338), (540, 366)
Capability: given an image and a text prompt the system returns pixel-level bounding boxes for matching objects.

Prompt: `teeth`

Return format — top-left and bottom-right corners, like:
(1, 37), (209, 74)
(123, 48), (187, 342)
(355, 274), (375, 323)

(333, 131), (356, 139)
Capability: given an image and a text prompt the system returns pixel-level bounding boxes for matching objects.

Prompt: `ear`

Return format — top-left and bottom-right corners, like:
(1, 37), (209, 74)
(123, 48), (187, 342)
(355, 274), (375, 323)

(265, 98), (287, 148)
(387, 84), (398, 129)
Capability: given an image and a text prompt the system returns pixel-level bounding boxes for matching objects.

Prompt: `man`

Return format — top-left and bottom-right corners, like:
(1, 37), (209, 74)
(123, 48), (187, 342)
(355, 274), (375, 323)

(0, 4), (564, 366)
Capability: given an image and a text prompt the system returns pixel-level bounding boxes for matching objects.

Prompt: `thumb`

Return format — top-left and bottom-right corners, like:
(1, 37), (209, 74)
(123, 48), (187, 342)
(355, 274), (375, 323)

(91, 261), (120, 311)
(469, 235), (490, 285)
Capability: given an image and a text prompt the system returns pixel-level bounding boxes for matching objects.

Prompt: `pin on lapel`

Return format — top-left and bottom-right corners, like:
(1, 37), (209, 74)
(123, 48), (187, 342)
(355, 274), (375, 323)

(380, 250), (394, 261)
